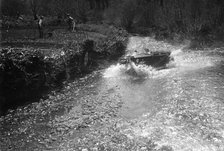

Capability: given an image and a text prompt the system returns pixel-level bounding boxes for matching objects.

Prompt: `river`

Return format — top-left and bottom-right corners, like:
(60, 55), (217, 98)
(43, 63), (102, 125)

(1, 36), (224, 151)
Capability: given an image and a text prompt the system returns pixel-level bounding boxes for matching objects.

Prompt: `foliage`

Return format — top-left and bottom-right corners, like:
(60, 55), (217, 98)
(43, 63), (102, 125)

(0, 26), (128, 114)
(75, 0), (89, 23)
(0, 46), (81, 112)
(134, 0), (224, 37)
(0, 48), (48, 113)
(2, 0), (223, 40)
(119, 0), (137, 31)
(1, 0), (27, 17)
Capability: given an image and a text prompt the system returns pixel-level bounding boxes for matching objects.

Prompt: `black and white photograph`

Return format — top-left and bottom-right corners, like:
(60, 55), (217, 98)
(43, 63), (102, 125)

(0, 0), (224, 150)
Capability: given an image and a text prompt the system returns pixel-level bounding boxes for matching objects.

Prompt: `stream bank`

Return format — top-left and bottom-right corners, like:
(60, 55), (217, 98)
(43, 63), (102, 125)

(0, 25), (128, 115)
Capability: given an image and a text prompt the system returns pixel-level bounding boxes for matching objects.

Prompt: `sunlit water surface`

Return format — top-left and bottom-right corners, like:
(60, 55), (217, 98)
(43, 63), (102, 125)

(102, 37), (224, 151)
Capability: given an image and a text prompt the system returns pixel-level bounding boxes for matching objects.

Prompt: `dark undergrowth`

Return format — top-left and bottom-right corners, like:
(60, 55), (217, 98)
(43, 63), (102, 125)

(129, 25), (224, 50)
(0, 28), (128, 115)
(0, 46), (81, 115)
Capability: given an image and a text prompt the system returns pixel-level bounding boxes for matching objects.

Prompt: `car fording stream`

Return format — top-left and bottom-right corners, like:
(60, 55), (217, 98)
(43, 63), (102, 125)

(0, 36), (224, 151)
(103, 36), (224, 150)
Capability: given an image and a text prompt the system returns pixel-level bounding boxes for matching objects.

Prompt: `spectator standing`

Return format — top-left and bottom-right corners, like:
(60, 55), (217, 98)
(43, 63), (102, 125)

(66, 14), (74, 31)
(38, 16), (44, 38)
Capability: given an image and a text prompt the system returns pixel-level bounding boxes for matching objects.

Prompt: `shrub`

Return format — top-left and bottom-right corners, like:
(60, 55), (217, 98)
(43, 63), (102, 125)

(0, 48), (49, 112)
(119, 0), (137, 31)
(0, 26), (128, 115)
(0, 47), (82, 113)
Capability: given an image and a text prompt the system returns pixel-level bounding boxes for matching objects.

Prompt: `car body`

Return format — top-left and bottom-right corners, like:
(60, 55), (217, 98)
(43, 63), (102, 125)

(119, 51), (173, 69)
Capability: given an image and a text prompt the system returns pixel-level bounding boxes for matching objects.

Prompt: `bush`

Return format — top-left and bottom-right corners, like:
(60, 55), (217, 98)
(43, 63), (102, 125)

(75, 0), (89, 23)
(119, 0), (137, 31)
(0, 26), (128, 115)
(0, 48), (49, 113)
(0, 46), (83, 113)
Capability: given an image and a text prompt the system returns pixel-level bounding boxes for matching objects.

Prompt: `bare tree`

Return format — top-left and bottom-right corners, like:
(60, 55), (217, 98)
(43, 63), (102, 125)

(30, 0), (38, 19)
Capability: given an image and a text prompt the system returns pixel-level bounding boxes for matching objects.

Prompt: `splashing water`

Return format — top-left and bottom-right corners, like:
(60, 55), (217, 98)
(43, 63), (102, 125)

(171, 48), (183, 56)
(103, 36), (224, 150)
(103, 62), (172, 79)
(104, 36), (216, 80)
(103, 63), (128, 78)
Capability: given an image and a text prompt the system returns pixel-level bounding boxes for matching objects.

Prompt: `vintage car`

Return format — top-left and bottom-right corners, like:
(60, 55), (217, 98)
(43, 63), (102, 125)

(119, 51), (173, 69)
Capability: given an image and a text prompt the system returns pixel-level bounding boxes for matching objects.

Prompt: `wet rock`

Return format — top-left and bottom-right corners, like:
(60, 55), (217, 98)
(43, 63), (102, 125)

(92, 147), (98, 151)
(111, 134), (128, 144)
(140, 146), (147, 150)
(159, 145), (174, 151)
